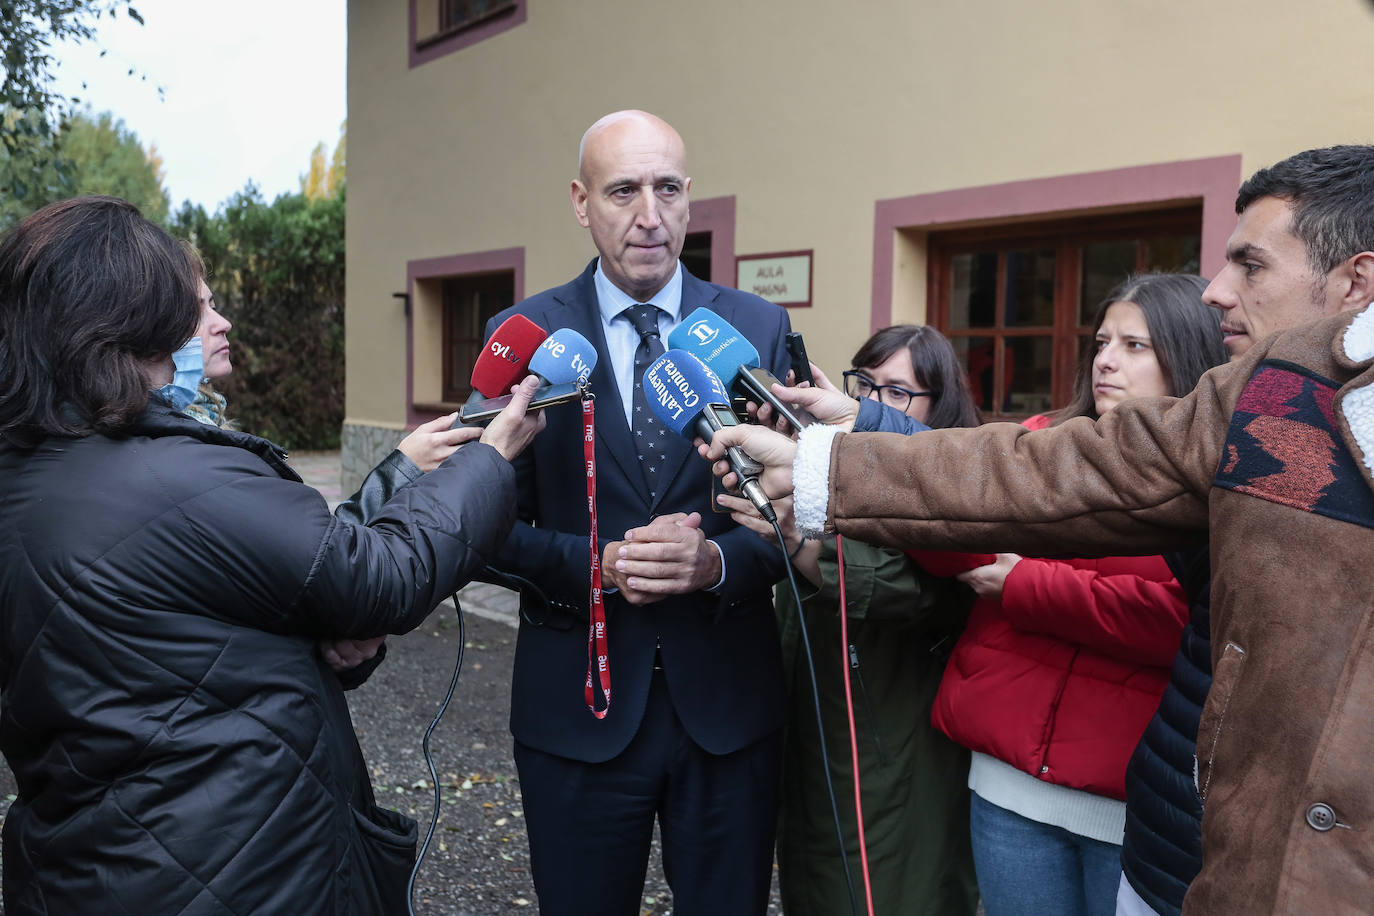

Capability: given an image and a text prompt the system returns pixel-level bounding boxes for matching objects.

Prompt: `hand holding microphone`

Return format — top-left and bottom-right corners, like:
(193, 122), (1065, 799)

(399, 412), (482, 471)
(459, 324), (599, 425)
(641, 349), (777, 523)
(668, 308), (815, 433)
(478, 375), (546, 461)
(697, 423), (799, 502)
(753, 361), (864, 434)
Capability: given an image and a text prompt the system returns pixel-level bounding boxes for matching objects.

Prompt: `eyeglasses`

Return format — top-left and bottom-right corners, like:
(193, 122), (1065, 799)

(842, 370), (932, 411)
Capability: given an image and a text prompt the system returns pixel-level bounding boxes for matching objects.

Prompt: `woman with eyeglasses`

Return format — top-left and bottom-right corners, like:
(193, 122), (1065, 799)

(720, 324), (982, 916)
(907, 273), (1226, 916)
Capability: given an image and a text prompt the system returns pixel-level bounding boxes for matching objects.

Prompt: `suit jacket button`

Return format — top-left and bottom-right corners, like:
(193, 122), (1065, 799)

(1306, 803), (1336, 831)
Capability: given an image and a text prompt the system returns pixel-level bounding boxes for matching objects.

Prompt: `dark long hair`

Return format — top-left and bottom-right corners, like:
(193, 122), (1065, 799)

(0, 196), (202, 447)
(1054, 272), (1226, 424)
(851, 325), (981, 430)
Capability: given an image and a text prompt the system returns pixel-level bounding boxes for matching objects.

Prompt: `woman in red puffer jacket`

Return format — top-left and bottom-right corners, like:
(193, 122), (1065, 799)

(911, 273), (1227, 916)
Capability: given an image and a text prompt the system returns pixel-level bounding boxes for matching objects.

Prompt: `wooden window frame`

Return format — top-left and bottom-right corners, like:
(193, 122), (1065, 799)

(439, 271), (516, 404)
(870, 155), (1242, 333)
(928, 208), (1201, 418)
(409, 0), (526, 68)
(405, 248), (524, 428)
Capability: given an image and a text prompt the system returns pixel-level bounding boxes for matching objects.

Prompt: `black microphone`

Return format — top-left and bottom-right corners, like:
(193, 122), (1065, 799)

(641, 348), (776, 523)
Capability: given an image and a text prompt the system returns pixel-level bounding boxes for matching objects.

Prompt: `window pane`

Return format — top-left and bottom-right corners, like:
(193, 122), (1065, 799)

(1004, 336), (1054, 415)
(1005, 249), (1055, 327)
(681, 231), (712, 285)
(442, 0), (515, 30)
(949, 252), (997, 329)
(954, 336), (997, 413)
(443, 273), (514, 401)
(1143, 234), (1201, 275)
(1080, 241), (1138, 325)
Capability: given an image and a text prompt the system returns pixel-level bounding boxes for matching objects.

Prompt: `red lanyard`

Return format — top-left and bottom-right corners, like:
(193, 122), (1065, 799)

(583, 392), (611, 718)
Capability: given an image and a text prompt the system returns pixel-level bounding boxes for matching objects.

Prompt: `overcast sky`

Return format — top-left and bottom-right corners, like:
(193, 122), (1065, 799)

(52, 0), (347, 211)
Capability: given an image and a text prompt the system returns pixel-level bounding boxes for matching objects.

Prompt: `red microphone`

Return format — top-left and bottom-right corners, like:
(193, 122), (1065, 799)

(471, 314), (547, 397)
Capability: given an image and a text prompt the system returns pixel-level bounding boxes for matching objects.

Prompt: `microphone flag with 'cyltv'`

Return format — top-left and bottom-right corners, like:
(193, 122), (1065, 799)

(459, 327), (599, 426)
(642, 349), (776, 523)
(470, 313), (548, 397)
(667, 307), (813, 431)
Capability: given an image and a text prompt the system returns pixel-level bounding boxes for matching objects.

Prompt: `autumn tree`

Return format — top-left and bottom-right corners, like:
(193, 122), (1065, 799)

(0, 0), (145, 211)
(301, 119), (345, 202)
(0, 108), (169, 226)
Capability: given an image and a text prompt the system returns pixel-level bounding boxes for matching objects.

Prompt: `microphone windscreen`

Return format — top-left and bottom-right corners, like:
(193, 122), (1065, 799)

(667, 307), (762, 387)
(528, 328), (598, 385)
(642, 349), (730, 437)
(471, 314), (547, 397)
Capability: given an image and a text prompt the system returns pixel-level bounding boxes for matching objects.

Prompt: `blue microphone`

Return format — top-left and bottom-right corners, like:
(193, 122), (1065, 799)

(458, 327), (598, 425)
(667, 307), (812, 431)
(528, 328), (597, 385)
(642, 349), (775, 522)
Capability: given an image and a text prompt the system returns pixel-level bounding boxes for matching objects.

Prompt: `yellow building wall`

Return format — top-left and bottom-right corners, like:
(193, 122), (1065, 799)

(346, 0), (1374, 431)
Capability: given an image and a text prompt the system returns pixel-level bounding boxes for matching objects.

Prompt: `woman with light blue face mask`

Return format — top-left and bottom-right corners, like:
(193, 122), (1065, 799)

(180, 279), (468, 472)
(173, 276), (482, 670)
(173, 280), (234, 424)
(0, 195), (547, 914)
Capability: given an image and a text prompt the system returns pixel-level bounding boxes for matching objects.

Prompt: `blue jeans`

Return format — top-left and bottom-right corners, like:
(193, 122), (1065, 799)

(970, 792), (1122, 916)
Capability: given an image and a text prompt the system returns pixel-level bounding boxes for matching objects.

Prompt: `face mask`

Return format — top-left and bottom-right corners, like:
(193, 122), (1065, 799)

(158, 337), (204, 411)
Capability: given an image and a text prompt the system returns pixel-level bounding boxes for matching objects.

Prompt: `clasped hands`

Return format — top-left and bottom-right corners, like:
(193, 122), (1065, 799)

(601, 512), (722, 605)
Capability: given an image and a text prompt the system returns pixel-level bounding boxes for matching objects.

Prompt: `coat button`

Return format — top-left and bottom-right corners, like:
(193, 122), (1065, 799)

(1306, 803), (1336, 831)
(1039, 765), (1049, 774)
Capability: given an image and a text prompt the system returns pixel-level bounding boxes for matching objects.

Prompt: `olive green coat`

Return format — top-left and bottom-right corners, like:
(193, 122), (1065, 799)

(775, 537), (978, 916)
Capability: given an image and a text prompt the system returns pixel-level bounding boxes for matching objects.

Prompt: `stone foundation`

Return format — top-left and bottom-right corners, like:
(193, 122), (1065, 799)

(341, 421), (409, 494)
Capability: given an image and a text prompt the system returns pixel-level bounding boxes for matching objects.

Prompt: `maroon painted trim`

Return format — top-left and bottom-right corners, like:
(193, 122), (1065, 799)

(404, 247), (525, 427)
(408, 0), (526, 69)
(870, 155), (1243, 333)
(688, 195), (736, 287)
(735, 249), (814, 308)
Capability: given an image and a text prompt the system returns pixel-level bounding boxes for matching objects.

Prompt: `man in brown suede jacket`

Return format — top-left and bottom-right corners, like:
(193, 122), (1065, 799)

(704, 145), (1374, 914)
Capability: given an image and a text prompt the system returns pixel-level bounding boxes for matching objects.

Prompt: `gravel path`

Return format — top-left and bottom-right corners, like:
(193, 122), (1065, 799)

(0, 585), (776, 914)
(0, 451), (786, 914)
(344, 583), (787, 914)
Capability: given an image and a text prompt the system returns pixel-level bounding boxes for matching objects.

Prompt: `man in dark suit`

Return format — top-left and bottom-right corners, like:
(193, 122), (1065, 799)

(481, 110), (792, 914)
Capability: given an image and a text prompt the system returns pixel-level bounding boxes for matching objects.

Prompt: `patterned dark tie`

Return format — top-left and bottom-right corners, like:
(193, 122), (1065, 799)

(624, 303), (669, 498)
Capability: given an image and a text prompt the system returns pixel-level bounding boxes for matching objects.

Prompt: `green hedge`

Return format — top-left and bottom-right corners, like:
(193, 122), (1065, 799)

(172, 185), (345, 450)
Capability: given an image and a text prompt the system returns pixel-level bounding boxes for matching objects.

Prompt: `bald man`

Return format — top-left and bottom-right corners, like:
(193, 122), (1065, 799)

(480, 111), (794, 914)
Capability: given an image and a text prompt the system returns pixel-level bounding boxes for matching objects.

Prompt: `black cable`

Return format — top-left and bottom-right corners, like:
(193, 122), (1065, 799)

(772, 517), (861, 916)
(406, 594), (466, 916)
(405, 539), (858, 916)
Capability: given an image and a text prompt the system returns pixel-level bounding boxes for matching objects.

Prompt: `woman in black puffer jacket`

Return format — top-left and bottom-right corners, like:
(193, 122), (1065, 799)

(0, 196), (544, 914)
